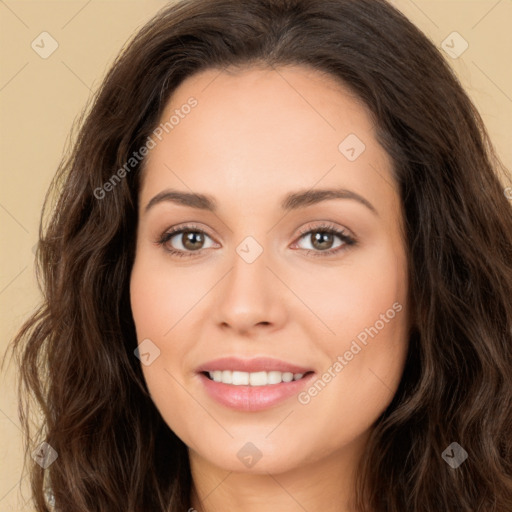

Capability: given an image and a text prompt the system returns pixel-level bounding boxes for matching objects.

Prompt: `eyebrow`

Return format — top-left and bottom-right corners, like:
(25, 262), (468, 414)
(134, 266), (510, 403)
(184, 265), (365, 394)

(145, 190), (216, 213)
(282, 188), (378, 215)
(144, 187), (378, 216)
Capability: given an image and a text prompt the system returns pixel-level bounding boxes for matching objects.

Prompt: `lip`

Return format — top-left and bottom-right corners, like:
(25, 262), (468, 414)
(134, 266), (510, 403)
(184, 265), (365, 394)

(196, 357), (315, 412)
(196, 356), (313, 374)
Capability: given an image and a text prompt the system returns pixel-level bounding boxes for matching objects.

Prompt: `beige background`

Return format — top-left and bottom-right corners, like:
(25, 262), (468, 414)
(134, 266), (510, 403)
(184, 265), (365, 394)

(1, 0), (511, 510)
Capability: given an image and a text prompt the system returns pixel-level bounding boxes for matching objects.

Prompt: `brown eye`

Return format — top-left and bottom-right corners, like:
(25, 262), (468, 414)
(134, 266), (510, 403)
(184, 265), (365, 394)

(293, 225), (356, 256)
(160, 228), (216, 254)
(181, 231), (205, 250)
(310, 231), (335, 250)
(297, 229), (345, 252)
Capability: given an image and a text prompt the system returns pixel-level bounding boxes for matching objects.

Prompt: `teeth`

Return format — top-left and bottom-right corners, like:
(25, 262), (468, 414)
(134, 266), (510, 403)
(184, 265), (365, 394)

(232, 371), (249, 385)
(207, 370), (305, 386)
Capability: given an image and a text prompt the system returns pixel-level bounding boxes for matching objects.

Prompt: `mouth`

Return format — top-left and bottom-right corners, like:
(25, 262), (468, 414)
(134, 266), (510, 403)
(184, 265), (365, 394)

(196, 357), (316, 411)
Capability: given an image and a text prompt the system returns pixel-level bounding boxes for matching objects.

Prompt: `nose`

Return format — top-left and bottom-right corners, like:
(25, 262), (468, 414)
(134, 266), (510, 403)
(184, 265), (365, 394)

(213, 247), (288, 336)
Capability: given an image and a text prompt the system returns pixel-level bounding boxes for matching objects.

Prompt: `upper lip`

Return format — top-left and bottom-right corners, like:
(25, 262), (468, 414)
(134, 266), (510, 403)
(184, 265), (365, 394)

(196, 357), (314, 374)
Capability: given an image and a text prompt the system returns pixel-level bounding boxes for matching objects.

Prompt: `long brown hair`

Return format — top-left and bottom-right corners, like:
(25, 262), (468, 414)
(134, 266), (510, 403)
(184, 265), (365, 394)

(6, 0), (512, 510)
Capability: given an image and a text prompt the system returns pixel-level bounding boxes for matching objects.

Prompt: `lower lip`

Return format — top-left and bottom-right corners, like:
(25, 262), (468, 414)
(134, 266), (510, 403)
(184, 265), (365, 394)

(198, 372), (315, 412)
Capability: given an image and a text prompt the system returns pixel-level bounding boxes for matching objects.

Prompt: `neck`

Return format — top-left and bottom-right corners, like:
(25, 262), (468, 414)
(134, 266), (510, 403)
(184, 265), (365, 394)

(188, 434), (367, 512)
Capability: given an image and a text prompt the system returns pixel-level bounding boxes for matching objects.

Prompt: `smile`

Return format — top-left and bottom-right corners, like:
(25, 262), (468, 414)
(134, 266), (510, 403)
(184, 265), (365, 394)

(196, 357), (316, 411)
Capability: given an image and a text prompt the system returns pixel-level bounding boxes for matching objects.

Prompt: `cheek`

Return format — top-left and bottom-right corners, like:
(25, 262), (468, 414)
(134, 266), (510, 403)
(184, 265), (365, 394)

(129, 254), (186, 384)
(130, 257), (202, 443)
(129, 250), (207, 339)
(295, 239), (407, 350)
(293, 241), (409, 422)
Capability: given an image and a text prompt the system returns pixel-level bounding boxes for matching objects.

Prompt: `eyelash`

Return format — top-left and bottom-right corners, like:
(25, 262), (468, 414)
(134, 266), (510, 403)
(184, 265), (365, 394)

(155, 222), (357, 258)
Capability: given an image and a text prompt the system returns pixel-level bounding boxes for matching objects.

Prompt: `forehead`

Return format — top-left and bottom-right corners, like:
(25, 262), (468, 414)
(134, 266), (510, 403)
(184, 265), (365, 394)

(139, 65), (396, 218)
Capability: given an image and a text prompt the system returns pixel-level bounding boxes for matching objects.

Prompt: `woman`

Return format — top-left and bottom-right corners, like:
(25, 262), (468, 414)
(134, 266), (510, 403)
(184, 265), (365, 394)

(10, 0), (512, 510)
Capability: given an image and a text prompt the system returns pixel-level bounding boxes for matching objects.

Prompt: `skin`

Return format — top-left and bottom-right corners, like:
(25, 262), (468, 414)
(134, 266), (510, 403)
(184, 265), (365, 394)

(130, 65), (410, 512)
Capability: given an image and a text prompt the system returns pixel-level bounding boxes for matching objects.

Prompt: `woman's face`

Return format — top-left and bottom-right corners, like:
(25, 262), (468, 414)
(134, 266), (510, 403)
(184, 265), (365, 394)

(130, 65), (410, 475)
